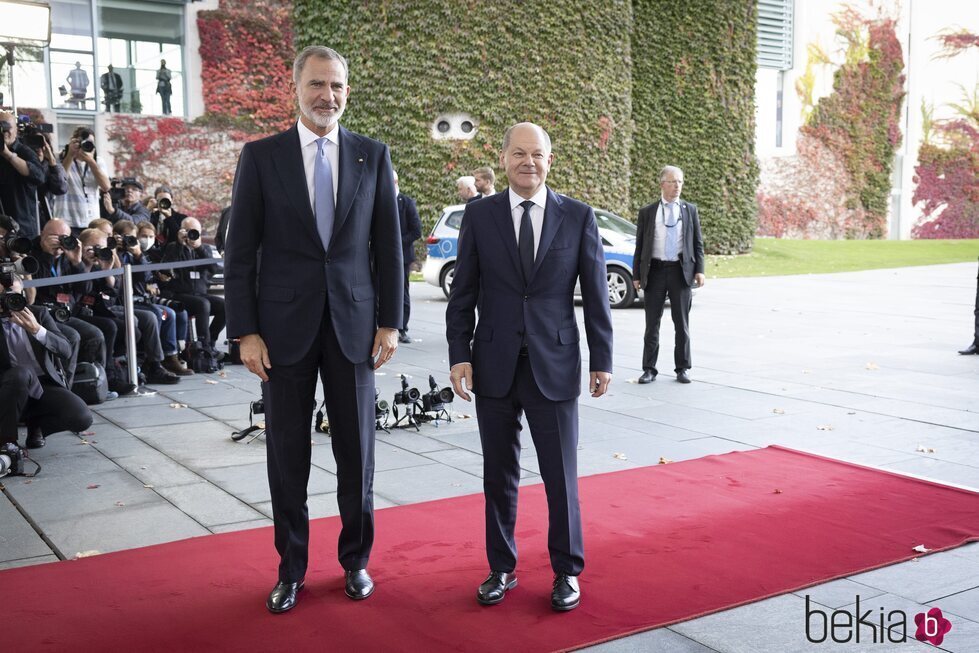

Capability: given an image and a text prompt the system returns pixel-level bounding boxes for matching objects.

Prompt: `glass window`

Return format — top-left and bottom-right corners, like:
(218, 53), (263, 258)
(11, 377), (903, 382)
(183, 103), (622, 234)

(1, 49), (48, 111)
(50, 52), (96, 110)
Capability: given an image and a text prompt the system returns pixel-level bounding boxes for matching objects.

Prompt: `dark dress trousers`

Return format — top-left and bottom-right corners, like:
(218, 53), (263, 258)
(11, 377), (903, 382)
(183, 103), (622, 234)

(632, 199), (705, 376)
(0, 306), (92, 445)
(445, 188), (612, 575)
(225, 124), (403, 583)
(397, 192), (422, 331)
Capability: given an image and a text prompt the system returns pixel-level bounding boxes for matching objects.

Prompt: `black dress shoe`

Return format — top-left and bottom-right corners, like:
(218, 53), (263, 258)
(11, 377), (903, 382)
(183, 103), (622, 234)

(676, 370), (691, 384)
(551, 574), (580, 611)
(398, 331), (412, 344)
(25, 425), (45, 449)
(637, 370), (655, 384)
(344, 569), (374, 600)
(959, 343), (978, 355)
(476, 571), (517, 605)
(266, 579), (304, 613)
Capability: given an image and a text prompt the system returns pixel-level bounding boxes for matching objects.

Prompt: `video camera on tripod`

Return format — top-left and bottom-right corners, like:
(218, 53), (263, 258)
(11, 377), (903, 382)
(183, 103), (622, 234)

(421, 375), (454, 418)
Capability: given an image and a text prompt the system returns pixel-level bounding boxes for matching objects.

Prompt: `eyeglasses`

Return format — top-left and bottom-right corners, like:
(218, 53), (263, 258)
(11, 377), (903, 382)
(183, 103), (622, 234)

(662, 180), (683, 185)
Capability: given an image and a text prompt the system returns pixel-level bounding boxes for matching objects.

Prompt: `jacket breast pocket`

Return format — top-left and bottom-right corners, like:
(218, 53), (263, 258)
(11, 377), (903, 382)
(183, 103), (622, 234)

(558, 326), (579, 345)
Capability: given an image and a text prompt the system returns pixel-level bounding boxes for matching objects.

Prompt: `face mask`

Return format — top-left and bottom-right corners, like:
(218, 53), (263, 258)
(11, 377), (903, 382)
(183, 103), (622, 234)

(138, 237), (155, 250)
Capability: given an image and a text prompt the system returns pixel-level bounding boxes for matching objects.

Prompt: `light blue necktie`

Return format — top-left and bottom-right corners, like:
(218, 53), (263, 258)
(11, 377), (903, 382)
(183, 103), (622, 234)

(664, 202), (679, 261)
(314, 136), (336, 252)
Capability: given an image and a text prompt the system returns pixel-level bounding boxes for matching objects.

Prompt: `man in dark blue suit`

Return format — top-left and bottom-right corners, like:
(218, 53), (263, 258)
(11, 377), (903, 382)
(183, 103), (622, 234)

(393, 170), (421, 344)
(446, 122), (613, 612)
(224, 46), (403, 613)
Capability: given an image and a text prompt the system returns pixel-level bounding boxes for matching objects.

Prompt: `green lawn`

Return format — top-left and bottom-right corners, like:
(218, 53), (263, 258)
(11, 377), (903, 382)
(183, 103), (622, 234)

(706, 238), (979, 278)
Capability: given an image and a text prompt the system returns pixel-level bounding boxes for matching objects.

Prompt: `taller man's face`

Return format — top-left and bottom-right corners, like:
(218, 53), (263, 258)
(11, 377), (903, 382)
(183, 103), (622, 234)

(500, 124), (553, 199)
(661, 172), (683, 202)
(297, 57), (350, 134)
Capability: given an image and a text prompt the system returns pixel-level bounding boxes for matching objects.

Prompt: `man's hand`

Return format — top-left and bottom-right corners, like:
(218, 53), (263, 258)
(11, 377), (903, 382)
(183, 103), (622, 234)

(633, 279), (641, 291)
(102, 192), (114, 214)
(694, 272), (706, 288)
(239, 333), (271, 382)
(450, 362), (473, 402)
(589, 371), (612, 398)
(65, 244), (82, 265)
(10, 307), (41, 336)
(372, 327), (398, 369)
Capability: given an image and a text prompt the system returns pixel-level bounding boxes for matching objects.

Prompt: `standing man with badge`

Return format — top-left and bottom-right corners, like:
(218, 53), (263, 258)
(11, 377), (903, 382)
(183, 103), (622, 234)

(225, 45), (403, 614)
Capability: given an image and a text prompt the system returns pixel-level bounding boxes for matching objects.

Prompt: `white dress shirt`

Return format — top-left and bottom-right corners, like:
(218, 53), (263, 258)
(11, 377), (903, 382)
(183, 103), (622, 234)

(297, 119), (339, 212)
(652, 197), (684, 261)
(508, 186), (547, 259)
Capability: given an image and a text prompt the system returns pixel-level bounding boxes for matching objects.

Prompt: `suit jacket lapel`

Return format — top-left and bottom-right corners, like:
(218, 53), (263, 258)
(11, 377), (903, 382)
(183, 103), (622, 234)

(679, 201), (690, 256)
(270, 126), (322, 248)
(488, 192), (523, 280)
(333, 126), (367, 250)
(530, 187), (565, 281)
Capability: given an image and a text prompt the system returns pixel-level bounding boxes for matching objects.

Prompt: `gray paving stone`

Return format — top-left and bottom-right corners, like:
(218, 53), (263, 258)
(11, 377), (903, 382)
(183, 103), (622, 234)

(200, 462), (336, 505)
(848, 549), (979, 605)
(0, 555), (60, 570)
(95, 402), (212, 429)
(112, 449), (206, 489)
(879, 457), (979, 490)
(835, 592), (979, 653)
(374, 462), (483, 505)
(792, 577), (886, 609)
(163, 384), (260, 408)
(129, 421), (268, 470)
(584, 628), (717, 652)
(0, 493), (51, 562)
(154, 481), (263, 527)
(208, 518), (273, 534)
(376, 429), (456, 454)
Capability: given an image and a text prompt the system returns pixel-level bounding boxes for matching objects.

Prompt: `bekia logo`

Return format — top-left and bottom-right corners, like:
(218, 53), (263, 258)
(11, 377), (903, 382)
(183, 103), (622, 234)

(805, 595), (952, 646)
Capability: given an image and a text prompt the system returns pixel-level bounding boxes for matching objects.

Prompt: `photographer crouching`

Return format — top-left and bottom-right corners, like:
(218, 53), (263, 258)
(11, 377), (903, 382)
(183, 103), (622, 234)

(161, 217), (224, 349)
(1, 272), (92, 451)
(0, 112), (46, 238)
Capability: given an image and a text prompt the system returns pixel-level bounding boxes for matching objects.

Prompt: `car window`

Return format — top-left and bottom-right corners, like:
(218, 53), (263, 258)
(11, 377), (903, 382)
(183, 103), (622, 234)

(445, 211), (464, 230)
(595, 210), (637, 236)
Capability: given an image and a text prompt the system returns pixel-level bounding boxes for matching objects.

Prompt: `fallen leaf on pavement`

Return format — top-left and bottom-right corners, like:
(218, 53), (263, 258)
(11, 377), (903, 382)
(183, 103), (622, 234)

(915, 445), (936, 453)
(86, 484), (100, 489)
(169, 403), (188, 409)
(204, 379), (218, 385)
(658, 457), (674, 464)
(816, 425), (834, 431)
(772, 408), (785, 415)
(613, 453), (628, 460)
(912, 544), (930, 553)
(74, 550), (101, 559)
(866, 362), (879, 370)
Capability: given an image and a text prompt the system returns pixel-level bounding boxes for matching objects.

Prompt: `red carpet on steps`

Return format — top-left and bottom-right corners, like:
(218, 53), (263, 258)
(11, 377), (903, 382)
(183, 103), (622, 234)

(4, 445), (979, 652)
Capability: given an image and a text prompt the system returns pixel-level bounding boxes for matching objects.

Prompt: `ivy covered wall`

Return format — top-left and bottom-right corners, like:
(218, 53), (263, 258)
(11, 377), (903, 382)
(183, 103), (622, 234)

(631, 0), (759, 254)
(293, 0), (635, 228)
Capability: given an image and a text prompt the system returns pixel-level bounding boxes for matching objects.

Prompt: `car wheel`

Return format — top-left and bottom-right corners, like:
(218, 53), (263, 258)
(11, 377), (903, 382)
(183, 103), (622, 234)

(607, 267), (635, 309)
(440, 262), (455, 299)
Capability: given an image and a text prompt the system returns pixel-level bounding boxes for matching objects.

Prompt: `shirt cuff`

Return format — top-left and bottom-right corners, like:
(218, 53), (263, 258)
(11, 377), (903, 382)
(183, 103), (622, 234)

(34, 326), (48, 344)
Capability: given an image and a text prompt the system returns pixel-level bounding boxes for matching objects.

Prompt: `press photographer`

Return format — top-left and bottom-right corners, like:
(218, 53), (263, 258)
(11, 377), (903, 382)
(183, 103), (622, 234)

(1, 272), (92, 451)
(113, 219), (191, 376)
(77, 228), (180, 385)
(30, 219), (114, 389)
(33, 131), (68, 229)
(149, 185), (188, 244)
(161, 217), (225, 348)
(102, 176), (150, 224)
(0, 112), (46, 237)
(53, 126), (111, 233)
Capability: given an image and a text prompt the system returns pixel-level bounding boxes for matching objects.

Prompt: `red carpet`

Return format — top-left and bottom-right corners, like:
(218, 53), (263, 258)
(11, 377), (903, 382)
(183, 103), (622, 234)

(4, 446), (979, 652)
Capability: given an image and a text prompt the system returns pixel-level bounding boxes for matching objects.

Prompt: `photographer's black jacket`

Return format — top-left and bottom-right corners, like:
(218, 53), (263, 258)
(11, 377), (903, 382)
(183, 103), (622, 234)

(0, 140), (46, 237)
(161, 242), (216, 295)
(29, 239), (87, 307)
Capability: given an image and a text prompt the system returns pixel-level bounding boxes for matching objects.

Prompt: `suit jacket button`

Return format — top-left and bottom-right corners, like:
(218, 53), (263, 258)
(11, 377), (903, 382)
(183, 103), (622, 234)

(325, 258), (331, 264)
(523, 295), (528, 301)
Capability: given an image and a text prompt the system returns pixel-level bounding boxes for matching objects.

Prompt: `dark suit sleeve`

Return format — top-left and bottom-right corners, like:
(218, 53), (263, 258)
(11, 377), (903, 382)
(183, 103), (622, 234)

(632, 206), (647, 275)
(223, 143), (264, 339)
(577, 207), (613, 373)
(445, 205), (479, 366)
(370, 146), (404, 330)
(405, 196), (422, 243)
(690, 205), (705, 274)
(32, 307), (72, 364)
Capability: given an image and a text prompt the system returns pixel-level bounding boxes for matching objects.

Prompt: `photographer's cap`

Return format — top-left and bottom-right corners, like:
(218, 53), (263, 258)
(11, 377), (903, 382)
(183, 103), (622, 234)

(121, 177), (144, 191)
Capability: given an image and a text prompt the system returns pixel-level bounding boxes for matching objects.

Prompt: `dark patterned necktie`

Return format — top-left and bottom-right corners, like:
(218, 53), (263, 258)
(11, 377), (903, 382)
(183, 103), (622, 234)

(518, 200), (535, 282)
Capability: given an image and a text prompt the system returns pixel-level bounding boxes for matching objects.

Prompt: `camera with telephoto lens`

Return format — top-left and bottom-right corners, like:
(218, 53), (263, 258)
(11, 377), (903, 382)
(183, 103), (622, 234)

(393, 374), (420, 405)
(0, 443), (25, 478)
(153, 296), (184, 312)
(80, 140), (95, 153)
(1, 255), (39, 277)
(1, 216), (33, 255)
(185, 228), (200, 242)
(421, 375), (455, 413)
(157, 197), (172, 211)
(108, 178), (126, 204)
(0, 288), (27, 317)
(59, 234), (79, 251)
(16, 116), (53, 151)
(38, 301), (72, 323)
(374, 388), (390, 421)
